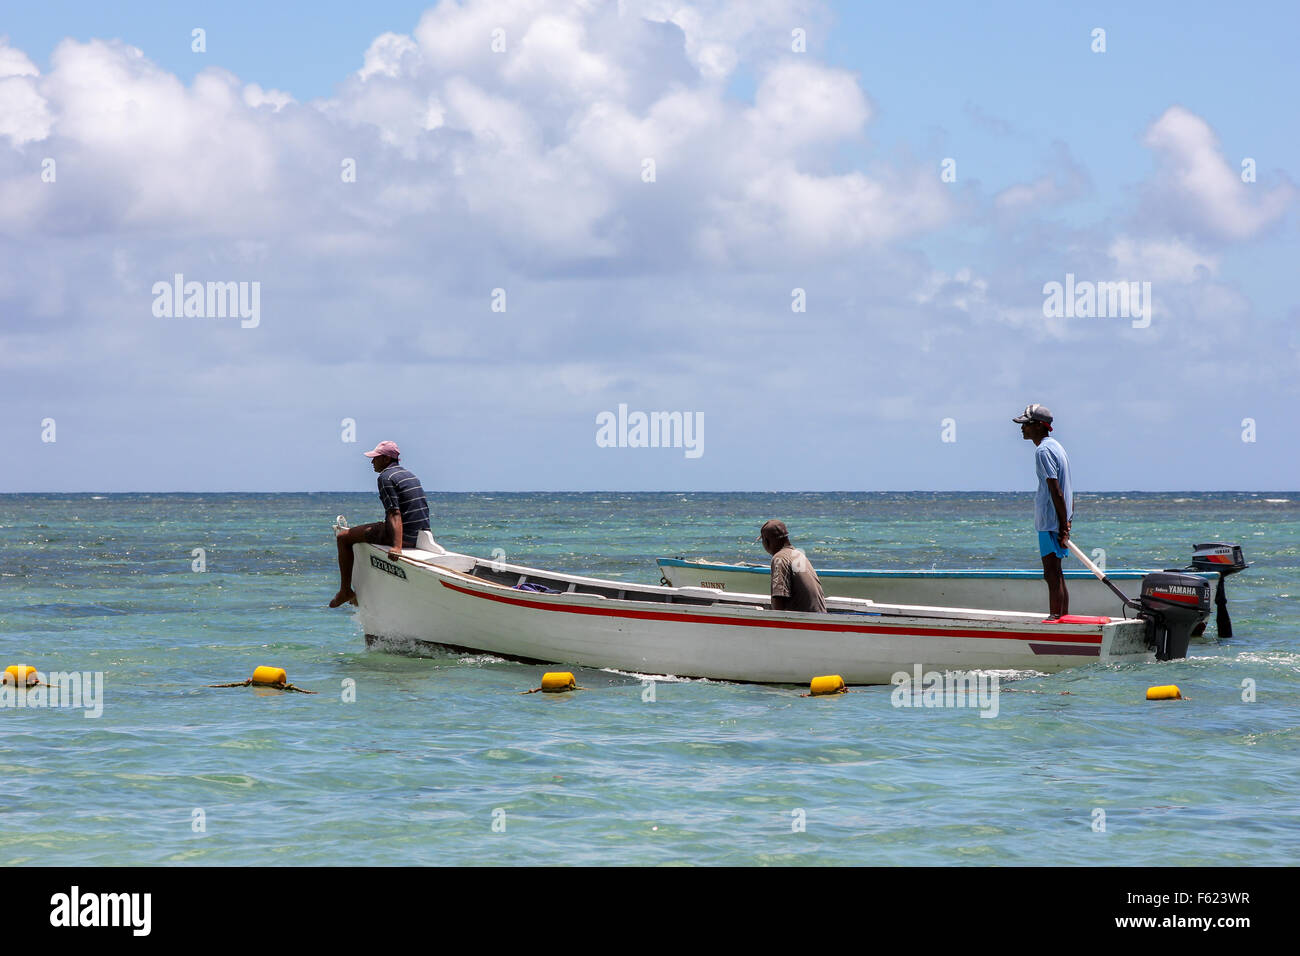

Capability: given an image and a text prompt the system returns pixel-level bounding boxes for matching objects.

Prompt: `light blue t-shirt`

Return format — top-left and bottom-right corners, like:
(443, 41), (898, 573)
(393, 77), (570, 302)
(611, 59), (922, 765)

(1034, 437), (1073, 532)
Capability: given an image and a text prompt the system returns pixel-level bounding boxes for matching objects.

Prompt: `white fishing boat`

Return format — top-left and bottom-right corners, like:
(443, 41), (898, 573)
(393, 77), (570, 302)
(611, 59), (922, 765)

(341, 523), (1214, 685)
(658, 543), (1246, 637)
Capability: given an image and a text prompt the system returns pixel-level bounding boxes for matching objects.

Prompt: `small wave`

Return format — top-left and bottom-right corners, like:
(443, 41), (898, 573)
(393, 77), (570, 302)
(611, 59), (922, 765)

(603, 669), (700, 683)
(1232, 651), (1300, 671)
(24, 603), (129, 617)
(456, 654), (509, 666)
(981, 668), (1048, 681)
(1264, 498), (1290, 503)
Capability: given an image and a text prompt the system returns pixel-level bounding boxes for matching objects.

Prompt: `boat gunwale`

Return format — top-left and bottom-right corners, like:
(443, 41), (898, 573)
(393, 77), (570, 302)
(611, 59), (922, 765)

(657, 557), (1216, 581)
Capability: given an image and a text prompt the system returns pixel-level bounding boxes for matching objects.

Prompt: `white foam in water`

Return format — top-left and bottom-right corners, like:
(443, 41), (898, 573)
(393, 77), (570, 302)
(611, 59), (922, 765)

(605, 668), (713, 683)
(456, 654), (509, 665)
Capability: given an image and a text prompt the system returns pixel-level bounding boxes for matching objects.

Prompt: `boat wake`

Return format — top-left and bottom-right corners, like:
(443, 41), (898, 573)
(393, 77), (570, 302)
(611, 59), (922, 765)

(363, 634), (507, 664)
(601, 668), (722, 684)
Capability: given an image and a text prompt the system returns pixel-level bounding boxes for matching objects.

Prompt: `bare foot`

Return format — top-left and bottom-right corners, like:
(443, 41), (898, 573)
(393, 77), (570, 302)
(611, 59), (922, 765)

(329, 588), (357, 608)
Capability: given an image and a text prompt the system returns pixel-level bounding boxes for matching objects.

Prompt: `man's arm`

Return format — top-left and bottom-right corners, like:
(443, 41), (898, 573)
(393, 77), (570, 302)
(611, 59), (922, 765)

(387, 510), (404, 558)
(770, 553), (791, 610)
(1047, 478), (1070, 545)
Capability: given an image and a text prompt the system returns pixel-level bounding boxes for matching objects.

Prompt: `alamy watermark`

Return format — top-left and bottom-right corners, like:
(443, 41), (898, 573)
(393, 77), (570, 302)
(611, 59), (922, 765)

(595, 404), (704, 459)
(152, 273), (260, 328)
(50, 886), (150, 936)
(2, 671), (104, 718)
(1042, 273), (1151, 329)
(890, 664), (1000, 718)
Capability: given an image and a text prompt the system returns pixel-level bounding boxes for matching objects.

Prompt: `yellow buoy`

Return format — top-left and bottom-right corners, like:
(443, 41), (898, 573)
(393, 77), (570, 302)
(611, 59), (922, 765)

(208, 666), (314, 693)
(1146, 684), (1183, 700)
(251, 666), (288, 687)
(3, 665), (39, 687)
(809, 674), (847, 696)
(540, 672), (576, 693)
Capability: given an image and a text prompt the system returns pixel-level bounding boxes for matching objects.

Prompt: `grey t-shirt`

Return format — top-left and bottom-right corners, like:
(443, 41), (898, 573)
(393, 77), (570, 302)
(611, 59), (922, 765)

(1034, 437), (1073, 532)
(770, 546), (827, 613)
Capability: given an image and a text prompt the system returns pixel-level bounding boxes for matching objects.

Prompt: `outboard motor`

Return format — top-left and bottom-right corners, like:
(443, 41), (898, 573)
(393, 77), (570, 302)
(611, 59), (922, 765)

(1191, 543), (1247, 575)
(1189, 543), (1249, 638)
(1139, 572), (1213, 661)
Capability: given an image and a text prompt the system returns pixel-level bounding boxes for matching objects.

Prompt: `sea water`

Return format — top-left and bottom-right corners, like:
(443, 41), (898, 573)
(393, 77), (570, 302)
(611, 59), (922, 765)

(1, 492), (1296, 865)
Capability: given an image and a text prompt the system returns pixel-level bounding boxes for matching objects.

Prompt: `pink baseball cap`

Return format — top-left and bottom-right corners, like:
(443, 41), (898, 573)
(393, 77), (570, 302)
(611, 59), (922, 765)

(363, 440), (400, 459)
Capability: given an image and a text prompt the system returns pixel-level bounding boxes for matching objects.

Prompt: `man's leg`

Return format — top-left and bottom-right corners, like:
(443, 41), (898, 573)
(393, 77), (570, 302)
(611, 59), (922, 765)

(1058, 552), (1069, 616)
(331, 522), (388, 607)
(1041, 552), (1065, 618)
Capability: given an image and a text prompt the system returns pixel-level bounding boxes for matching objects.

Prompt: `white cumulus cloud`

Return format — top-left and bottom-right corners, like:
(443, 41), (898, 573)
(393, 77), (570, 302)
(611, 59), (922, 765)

(0, 38), (52, 145)
(1141, 105), (1295, 241)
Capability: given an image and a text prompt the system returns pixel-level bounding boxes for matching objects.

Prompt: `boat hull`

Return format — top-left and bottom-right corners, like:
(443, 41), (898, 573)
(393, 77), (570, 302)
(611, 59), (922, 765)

(352, 546), (1153, 684)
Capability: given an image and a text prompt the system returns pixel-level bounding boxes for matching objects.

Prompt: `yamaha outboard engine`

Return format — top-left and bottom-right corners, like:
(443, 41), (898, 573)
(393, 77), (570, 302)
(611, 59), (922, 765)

(1139, 572), (1213, 661)
(1191, 543), (1247, 575)
(1188, 543), (1249, 638)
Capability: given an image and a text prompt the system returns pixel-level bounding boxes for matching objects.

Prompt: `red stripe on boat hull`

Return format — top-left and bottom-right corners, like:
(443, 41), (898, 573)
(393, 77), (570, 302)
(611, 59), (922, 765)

(438, 579), (1104, 645)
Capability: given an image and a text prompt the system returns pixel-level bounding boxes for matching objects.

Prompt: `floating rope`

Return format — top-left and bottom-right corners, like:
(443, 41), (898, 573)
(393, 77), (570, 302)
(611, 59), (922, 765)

(209, 666), (317, 694)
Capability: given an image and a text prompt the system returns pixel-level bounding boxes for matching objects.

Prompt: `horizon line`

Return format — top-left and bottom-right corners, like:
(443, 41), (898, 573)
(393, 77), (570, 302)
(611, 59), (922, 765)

(1, 490), (1295, 496)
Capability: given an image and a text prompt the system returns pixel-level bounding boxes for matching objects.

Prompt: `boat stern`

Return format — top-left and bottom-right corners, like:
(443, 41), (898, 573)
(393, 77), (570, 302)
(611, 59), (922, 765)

(1099, 616), (1152, 663)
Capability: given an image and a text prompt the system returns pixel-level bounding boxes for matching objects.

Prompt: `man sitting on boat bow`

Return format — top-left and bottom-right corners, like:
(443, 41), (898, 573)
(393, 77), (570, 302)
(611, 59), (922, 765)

(760, 519), (826, 613)
(330, 440), (431, 608)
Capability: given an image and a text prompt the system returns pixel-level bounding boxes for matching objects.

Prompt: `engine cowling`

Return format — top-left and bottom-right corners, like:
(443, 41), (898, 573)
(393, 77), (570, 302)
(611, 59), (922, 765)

(1191, 542), (1247, 576)
(1139, 571), (1213, 661)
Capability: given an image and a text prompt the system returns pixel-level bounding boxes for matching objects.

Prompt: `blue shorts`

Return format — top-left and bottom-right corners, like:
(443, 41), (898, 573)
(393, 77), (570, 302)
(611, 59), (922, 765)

(1038, 530), (1068, 559)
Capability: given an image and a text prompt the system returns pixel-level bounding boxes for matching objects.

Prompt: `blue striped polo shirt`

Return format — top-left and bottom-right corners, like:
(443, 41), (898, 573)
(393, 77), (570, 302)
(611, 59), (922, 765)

(376, 463), (431, 546)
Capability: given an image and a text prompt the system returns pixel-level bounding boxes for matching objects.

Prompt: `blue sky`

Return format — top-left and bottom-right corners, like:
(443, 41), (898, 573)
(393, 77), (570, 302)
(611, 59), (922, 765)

(1, 1), (1296, 492)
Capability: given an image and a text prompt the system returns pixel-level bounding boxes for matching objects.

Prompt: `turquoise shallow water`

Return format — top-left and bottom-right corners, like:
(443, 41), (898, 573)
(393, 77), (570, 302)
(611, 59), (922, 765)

(1, 492), (1297, 866)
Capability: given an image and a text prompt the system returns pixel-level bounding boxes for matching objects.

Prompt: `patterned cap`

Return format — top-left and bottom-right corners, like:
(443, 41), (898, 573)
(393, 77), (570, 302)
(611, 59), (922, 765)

(1012, 404), (1053, 424)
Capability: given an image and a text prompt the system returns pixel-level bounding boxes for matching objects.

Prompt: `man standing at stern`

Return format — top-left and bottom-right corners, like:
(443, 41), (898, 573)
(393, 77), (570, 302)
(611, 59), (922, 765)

(1013, 404), (1073, 620)
(760, 519), (826, 614)
(329, 440), (431, 608)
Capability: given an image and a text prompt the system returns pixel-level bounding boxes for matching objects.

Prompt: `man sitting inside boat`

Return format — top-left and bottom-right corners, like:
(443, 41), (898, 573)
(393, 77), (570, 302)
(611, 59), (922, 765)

(760, 519), (826, 613)
(330, 440), (431, 608)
